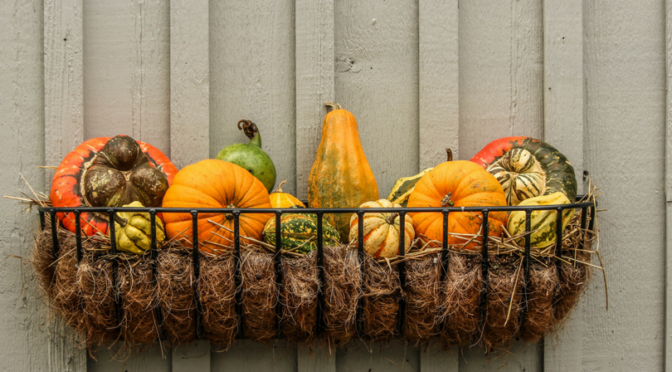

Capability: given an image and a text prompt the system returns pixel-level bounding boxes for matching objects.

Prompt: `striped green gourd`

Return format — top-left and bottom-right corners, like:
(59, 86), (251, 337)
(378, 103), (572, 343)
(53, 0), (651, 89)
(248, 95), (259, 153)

(507, 192), (574, 249)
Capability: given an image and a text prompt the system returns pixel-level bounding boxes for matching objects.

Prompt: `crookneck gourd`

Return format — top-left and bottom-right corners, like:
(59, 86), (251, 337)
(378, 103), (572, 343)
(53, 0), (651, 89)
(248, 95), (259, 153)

(113, 201), (166, 255)
(470, 137), (577, 206)
(269, 181), (305, 209)
(407, 160), (508, 249)
(216, 120), (277, 193)
(50, 135), (178, 236)
(161, 159), (273, 255)
(263, 213), (340, 254)
(387, 149), (453, 207)
(308, 102), (379, 242)
(348, 199), (414, 259)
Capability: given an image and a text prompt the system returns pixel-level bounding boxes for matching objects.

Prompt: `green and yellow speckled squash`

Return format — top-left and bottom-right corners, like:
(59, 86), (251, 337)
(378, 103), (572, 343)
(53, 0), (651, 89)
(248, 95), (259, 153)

(507, 192), (575, 249)
(263, 213), (340, 254)
(387, 168), (433, 207)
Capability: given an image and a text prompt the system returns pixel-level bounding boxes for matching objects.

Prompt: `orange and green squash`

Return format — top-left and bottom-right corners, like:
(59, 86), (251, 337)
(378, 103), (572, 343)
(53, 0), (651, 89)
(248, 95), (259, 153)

(263, 213), (340, 254)
(269, 181), (305, 209)
(308, 102), (379, 242)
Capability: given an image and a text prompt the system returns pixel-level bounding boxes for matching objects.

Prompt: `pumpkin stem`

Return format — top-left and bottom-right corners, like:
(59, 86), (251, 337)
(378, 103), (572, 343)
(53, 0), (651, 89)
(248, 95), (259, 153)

(441, 192), (455, 207)
(113, 215), (128, 227)
(385, 213), (398, 225)
(237, 120), (262, 148)
(225, 204), (236, 220)
(446, 148), (453, 162)
(273, 180), (287, 194)
(325, 101), (343, 112)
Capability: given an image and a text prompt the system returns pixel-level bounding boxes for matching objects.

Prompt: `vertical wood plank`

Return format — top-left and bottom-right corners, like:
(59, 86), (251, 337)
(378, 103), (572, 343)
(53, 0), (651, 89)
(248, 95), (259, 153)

(542, 0), (584, 370)
(419, 0), (460, 166)
(583, 0), (665, 370)
(44, 0), (84, 180)
(335, 341), (419, 372)
(43, 0), (87, 371)
(418, 0), (459, 369)
(297, 343), (335, 372)
(168, 0), (212, 368)
(458, 0), (544, 160)
(209, 0), (296, 194)
(87, 345), (170, 371)
(668, 0), (672, 368)
(83, 0), (170, 154)
(334, 0), (420, 196)
(295, 0), (335, 200)
(458, 0), (543, 369)
(172, 341), (210, 372)
(211, 340), (297, 371)
(170, 0), (210, 169)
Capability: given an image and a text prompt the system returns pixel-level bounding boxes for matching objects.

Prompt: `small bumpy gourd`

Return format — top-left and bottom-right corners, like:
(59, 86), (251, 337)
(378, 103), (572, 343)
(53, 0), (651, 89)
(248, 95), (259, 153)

(507, 192), (575, 249)
(215, 120), (277, 192)
(114, 201), (165, 255)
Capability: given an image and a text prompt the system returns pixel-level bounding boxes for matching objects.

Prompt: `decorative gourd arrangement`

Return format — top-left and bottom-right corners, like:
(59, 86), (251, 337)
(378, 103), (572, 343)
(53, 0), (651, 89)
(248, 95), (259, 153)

(162, 159), (273, 255)
(471, 137), (578, 248)
(50, 135), (178, 236)
(216, 120), (277, 193)
(308, 102), (379, 242)
(407, 160), (508, 249)
(348, 199), (414, 258)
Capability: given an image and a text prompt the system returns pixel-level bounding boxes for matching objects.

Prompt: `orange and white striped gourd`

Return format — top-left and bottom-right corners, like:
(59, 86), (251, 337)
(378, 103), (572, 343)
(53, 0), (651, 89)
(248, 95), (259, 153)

(348, 199), (414, 258)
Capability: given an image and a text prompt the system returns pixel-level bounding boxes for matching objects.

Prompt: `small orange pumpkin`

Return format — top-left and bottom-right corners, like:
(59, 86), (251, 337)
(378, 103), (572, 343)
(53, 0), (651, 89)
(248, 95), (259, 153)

(407, 160), (507, 249)
(162, 159), (273, 255)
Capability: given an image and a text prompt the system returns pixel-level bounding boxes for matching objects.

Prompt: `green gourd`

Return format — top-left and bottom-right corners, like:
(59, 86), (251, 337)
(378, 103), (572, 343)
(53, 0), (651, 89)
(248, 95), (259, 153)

(215, 120), (277, 192)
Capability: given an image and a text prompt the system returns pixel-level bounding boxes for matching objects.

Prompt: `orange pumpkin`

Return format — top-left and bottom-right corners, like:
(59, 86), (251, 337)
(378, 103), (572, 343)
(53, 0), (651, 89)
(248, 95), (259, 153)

(308, 102), (379, 242)
(162, 159), (273, 255)
(407, 160), (507, 250)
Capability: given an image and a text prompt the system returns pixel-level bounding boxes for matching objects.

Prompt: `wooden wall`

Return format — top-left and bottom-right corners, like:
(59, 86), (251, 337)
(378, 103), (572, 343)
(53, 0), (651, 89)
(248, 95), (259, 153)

(0, 0), (666, 370)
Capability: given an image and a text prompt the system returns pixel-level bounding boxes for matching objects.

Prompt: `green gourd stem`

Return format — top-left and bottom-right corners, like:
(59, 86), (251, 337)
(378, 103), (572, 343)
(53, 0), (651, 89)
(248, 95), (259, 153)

(238, 119), (262, 148)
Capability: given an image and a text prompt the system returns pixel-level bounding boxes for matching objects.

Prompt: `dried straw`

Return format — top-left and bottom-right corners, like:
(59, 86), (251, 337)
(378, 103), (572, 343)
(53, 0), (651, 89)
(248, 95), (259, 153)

(199, 253), (237, 350)
(323, 245), (360, 348)
(440, 252), (482, 347)
(157, 248), (196, 346)
(78, 252), (119, 348)
(240, 248), (277, 342)
(519, 261), (556, 343)
(118, 258), (159, 347)
(361, 254), (400, 342)
(281, 251), (319, 344)
(481, 255), (523, 350)
(403, 253), (442, 344)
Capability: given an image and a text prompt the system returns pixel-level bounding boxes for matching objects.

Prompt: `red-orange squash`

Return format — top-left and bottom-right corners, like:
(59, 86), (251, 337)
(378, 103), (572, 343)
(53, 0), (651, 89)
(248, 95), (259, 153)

(162, 159), (272, 255)
(50, 135), (178, 236)
(407, 160), (508, 249)
(308, 102), (379, 242)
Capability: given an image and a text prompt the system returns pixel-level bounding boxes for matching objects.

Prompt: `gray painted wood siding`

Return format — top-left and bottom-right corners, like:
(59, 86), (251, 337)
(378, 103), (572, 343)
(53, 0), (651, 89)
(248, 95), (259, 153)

(0, 0), (663, 371)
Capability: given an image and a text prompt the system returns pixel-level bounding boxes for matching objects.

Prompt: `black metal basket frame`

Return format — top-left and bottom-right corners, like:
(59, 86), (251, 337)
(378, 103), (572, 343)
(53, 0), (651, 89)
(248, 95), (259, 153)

(38, 197), (595, 342)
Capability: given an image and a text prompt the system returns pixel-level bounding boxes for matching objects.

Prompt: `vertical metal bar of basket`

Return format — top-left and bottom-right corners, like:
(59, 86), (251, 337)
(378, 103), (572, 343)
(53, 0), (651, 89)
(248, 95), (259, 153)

(316, 212), (325, 335)
(356, 210), (364, 337)
(108, 210), (122, 329)
(274, 211), (283, 338)
(588, 203), (596, 233)
(479, 210), (489, 331)
(233, 211), (243, 339)
(396, 211), (406, 336)
(39, 210), (45, 231)
(520, 209), (532, 327)
(191, 211), (203, 339)
(49, 211), (59, 258)
(555, 207), (564, 269)
(440, 211), (449, 282)
(74, 210), (82, 263)
(149, 210), (165, 340)
(580, 206), (588, 255)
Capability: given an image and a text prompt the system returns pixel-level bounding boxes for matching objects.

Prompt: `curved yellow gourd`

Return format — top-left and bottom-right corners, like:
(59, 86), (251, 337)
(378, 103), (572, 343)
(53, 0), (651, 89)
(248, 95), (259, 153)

(507, 192), (575, 249)
(114, 201), (165, 255)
